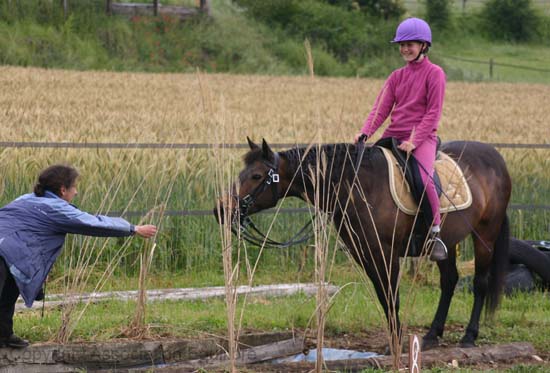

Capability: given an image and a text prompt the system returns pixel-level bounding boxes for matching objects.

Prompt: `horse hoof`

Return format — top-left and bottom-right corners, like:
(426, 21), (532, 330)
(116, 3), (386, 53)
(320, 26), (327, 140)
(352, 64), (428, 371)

(459, 341), (476, 348)
(421, 337), (439, 351)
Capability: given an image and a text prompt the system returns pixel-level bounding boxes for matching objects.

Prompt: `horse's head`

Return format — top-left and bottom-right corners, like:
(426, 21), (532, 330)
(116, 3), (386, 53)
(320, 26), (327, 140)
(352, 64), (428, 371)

(214, 137), (282, 225)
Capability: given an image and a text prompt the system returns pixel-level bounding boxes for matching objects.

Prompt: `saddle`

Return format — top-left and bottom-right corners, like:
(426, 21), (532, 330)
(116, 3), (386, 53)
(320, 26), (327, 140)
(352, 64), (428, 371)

(379, 147), (472, 215)
(375, 138), (472, 256)
(525, 240), (550, 252)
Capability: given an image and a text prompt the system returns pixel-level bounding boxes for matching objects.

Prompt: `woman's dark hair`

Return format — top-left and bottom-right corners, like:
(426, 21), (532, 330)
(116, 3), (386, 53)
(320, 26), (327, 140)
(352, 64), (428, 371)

(34, 164), (79, 197)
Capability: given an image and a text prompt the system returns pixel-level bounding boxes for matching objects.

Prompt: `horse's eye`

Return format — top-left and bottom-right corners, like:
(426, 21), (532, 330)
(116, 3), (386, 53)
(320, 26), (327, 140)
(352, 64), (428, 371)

(252, 174), (262, 180)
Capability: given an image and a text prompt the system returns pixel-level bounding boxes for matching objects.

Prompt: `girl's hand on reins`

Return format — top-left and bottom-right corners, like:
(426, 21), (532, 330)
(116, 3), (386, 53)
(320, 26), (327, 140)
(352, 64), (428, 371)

(354, 133), (368, 144)
(397, 141), (416, 153)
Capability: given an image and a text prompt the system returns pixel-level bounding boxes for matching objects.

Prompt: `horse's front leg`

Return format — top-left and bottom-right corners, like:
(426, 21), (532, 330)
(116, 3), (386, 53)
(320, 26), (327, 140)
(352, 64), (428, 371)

(334, 208), (403, 353)
(362, 246), (403, 354)
(423, 250), (459, 350)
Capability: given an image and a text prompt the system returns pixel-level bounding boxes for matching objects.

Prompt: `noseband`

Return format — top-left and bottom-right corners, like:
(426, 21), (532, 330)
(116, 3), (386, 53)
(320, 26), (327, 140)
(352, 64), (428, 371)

(232, 152), (313, 249)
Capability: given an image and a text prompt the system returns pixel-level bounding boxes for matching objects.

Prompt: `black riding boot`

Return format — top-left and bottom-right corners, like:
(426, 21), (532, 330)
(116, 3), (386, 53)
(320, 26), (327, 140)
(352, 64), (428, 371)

(428, 232), (448, 261)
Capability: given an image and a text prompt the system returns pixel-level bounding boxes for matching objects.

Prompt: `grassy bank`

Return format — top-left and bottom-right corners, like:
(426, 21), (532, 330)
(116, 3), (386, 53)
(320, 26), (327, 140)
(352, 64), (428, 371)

(437, 37), (550, 83)
(1, 0), (549, 82)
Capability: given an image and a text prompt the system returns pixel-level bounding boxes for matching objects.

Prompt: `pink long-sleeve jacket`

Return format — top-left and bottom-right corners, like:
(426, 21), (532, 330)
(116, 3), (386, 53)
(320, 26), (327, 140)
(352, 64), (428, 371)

(361, 57), (446, 147)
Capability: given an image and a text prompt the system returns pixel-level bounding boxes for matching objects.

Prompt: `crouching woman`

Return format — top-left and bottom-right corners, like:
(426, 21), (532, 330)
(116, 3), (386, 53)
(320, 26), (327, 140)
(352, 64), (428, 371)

(0, 164), (157, 348)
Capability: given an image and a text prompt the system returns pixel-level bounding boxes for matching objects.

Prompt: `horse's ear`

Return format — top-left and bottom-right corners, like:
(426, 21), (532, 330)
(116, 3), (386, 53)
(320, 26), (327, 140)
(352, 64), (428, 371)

(261, 138), (273, 159)
(247, 137), (259, 150)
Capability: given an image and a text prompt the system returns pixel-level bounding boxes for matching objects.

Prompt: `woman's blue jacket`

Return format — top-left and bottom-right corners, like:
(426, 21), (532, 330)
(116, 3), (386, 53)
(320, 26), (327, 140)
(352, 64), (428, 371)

(0, 191), (135, 307)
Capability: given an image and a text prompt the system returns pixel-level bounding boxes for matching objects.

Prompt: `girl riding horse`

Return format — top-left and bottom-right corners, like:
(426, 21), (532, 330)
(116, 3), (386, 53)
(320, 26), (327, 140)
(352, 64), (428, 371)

(355, 18), (447, 261)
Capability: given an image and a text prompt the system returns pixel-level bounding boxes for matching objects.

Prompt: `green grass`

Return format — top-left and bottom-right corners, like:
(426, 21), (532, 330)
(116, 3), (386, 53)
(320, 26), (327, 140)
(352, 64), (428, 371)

(1, 0), (549, 82)
(436, 38), (550, 83)
(44, 259), (338, 293)
(18, 268), (550, 355)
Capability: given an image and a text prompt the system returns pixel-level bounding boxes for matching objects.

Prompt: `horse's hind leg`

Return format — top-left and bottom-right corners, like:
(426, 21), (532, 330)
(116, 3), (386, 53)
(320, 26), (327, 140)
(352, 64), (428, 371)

(422, 251), (459, 350)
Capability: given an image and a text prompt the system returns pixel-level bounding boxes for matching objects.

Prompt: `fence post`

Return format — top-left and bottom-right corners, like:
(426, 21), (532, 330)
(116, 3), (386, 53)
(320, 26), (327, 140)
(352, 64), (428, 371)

(489, 58), (494, 79)
(105, 0), (112, 15)
(200, 0), (210, 15)
(61, 0), (68, 19)
(153, 0), (158, 16)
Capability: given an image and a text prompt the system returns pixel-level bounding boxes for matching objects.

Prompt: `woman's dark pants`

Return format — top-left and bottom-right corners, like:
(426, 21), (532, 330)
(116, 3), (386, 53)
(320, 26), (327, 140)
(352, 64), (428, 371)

(0, 257), (20, 338)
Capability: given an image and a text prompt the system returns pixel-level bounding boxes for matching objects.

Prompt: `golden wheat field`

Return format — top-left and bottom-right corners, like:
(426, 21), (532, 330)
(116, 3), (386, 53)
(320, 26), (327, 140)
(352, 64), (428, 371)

(0, 65), (548, 256)
(1, 66), (549, 144)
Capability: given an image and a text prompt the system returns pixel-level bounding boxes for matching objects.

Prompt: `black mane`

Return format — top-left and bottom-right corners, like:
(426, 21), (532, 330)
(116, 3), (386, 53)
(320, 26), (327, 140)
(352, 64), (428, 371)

(243, 142), (381, 185)
(281, 143), (378, 181)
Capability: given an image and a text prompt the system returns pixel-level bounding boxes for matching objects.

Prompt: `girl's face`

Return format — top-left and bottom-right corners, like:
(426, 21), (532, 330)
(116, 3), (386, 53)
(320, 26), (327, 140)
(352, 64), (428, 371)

(60, 183), (78, 203)
(399, 41), (425, 62)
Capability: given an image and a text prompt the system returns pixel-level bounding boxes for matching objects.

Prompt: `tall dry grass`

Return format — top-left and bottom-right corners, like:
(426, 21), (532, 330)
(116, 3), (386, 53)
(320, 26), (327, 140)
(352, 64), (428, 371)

(1, 65), (548, 352)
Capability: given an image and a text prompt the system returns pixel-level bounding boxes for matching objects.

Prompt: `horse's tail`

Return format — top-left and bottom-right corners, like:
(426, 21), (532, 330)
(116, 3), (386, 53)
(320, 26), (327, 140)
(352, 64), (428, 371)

(486, 214), (510, 315)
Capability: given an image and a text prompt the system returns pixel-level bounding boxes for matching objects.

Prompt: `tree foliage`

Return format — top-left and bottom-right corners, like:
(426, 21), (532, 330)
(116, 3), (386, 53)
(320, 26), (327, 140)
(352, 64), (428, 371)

(233, 0), (379, 61)
(480, 0), (540, 42)
(324, 0), (405, 19)
(425, 0), (452, 31)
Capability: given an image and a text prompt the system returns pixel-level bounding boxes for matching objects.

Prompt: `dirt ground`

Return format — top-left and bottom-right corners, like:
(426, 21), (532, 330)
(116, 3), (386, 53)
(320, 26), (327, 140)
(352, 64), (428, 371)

(8, 327), (547, 372)
(236, 326), (550, 372)
(316, 327), (550, 371)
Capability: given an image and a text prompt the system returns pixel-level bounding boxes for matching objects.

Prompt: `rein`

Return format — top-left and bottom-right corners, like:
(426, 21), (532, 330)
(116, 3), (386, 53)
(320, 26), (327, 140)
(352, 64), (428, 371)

(231, 152), (314, 249)
(355, 134), (368, 172)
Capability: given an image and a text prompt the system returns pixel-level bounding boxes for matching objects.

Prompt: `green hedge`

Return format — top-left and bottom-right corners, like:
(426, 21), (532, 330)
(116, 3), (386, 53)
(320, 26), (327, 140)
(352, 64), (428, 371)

(480, 0), (541, 42)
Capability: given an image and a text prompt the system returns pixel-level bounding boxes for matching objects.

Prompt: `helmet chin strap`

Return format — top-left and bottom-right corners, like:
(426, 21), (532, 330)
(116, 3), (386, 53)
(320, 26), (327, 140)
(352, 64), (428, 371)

(413, 42), (426, 62)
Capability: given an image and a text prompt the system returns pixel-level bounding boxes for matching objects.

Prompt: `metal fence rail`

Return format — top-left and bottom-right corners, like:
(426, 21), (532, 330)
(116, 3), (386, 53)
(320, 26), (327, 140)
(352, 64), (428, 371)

(3, 141), (548, 217)
(441, 55), (550, 74)
(440, 55), (550, 79)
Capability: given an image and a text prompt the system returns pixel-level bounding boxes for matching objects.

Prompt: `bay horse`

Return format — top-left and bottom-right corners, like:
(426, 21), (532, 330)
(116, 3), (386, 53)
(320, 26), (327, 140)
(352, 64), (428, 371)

(216, 138), (511, 350)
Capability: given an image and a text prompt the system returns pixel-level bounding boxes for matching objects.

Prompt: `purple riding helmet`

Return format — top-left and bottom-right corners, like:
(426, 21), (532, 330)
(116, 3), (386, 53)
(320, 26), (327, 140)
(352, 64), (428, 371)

(392, 18), (432, 46)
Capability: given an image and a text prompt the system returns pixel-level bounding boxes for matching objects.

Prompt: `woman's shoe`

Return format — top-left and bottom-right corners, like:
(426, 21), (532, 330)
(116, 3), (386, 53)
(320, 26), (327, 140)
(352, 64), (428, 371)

(35, 287), (45, 301)
(0, 334), (29, 348)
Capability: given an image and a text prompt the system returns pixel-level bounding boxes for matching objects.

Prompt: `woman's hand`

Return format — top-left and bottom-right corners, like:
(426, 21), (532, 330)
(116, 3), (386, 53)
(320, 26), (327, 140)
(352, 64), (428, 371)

(354, 132), (368, 144)
(134, 225), (157, 238)
(397, 140), (416, 153)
